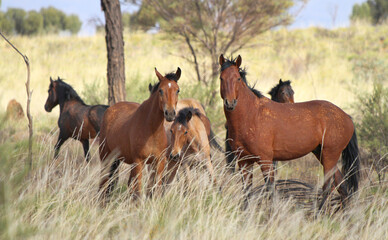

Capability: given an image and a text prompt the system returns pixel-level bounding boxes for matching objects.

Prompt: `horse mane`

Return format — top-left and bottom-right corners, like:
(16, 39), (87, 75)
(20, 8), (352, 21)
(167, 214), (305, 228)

(150, 71), (179, 93)
(175, 107), (202, 127)
(268, 79), (292, 99)
(220, 57), (263, 98)
(54, 77), (85, 105)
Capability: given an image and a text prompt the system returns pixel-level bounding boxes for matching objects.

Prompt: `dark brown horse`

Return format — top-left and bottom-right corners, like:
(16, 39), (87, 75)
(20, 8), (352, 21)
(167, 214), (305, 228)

(169, 107), (217, 183)
(44, 77), (108, 161)
(99, 68), (181, 199)
(219, 55), (360, 208)
(268, 79), (294, 103)
(225, 79), (295, 172)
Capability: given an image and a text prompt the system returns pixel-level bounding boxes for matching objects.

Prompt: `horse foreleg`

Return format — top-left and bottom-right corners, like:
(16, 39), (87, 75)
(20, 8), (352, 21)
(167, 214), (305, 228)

(259, 158), (275, 191)
(99, 157), (120, 201)
(81, 139), (90, 162)
(128, 161), (144, 200)
(54, 132), (68, 159)
(238, 160), (254, 193)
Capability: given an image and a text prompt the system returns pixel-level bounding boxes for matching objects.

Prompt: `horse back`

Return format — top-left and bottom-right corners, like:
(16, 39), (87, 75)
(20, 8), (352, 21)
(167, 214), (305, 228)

(58, 101), (98, 140)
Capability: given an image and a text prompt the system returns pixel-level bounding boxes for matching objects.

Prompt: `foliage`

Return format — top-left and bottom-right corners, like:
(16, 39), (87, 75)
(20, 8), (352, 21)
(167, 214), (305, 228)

(0, 11), (14, 34)
(350, 2), (371, 23)
(351, 0), (388, 24)
(0, 7), (82, 35)
(143, 0), (302, 87)
(81, 79), (108, 105)
(22, 10), (44, 35)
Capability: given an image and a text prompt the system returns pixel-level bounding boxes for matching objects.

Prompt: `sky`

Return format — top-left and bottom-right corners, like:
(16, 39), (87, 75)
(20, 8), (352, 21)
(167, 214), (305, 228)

(1, 0), (366, 36)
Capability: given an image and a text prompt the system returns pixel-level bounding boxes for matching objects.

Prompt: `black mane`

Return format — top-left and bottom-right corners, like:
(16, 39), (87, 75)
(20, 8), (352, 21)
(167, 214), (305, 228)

(268, 79), (292, 99)
(150, 71), (179, 94)
(175, 107), (201, 127)
(53, 77), (85, 105)
(220, 57), (263, 98)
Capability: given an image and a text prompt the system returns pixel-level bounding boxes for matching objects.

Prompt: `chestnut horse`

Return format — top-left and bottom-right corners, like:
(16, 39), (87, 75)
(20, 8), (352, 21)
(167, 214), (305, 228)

(149, 83), (223, 152)
(219, 55), (360, 208)
(99, 68), (181, 199)
(225, 79), (295, 172)
(44, 77), (108, 161)
(169, 107), (217, 183)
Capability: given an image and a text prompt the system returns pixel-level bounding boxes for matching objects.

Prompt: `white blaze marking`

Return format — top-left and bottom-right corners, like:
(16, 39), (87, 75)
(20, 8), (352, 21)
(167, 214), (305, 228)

(168, 83), (171, 88)
(178, 124), (182, 131)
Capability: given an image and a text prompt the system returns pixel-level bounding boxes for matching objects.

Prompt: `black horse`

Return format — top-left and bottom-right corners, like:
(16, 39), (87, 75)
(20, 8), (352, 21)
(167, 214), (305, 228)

(44, 77), (109, 161)
(225, 78), (295, 172)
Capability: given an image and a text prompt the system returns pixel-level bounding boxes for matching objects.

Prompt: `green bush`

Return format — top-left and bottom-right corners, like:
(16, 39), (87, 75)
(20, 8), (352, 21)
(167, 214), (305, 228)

(81, 79), (108, 105)
(356, 83), (388, 182)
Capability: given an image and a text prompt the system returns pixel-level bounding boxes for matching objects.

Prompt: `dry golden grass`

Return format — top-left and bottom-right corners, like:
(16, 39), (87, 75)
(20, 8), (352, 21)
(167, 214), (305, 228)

(1, 23), (388, 239)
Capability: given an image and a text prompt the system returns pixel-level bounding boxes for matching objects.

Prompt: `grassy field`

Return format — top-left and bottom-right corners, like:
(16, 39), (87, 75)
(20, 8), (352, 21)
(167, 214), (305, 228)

(0, 23), (387, 239)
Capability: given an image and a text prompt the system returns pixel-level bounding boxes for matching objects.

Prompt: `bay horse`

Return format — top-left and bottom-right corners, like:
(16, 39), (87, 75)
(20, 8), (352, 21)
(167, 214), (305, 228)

(149, 83), (223, 152)
(169, 107), (217, 184)
(44, 77), (108, 162)
(99, 68), (181, 199)
(219, 55), (360, 208)
(225, 79), (295, 172)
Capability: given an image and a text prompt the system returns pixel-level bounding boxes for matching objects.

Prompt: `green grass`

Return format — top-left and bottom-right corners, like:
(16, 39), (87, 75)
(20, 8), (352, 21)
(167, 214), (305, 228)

(1, 23), (388, 239)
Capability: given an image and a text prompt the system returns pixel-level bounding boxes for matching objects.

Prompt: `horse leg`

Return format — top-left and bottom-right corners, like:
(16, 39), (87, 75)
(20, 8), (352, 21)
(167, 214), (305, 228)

(258, 158), (275, 192)
(54, 132), (68, 159)
(81, 139), (90, 162)
(318, 151), (342, 211)
(99, 157), (120, 201)
(238, 160), (254, 193)
(128, 161), (144, 200)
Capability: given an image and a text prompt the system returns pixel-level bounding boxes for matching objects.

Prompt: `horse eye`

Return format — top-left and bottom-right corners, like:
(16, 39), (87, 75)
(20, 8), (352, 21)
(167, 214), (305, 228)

(184, 131), (188, 135)
(170, 129), (173, 133)
(159, 89), (163, 95)
(220, 77), (223, 81)
(238, 77), (241, 81)
(177, 89), (180, 94)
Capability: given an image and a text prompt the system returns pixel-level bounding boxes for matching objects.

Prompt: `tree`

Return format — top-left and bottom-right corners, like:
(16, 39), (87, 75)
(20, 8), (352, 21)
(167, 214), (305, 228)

(350, 2), (371, 22)
(368, 0), (388, 24)
(63, 14), (82, 34)
(40, 7), (66, 33)
(5, 8), (26, 34)
(144, 0), (301, 87)
(0, 11), (14, 34)
(101, 0), (126, 105)
(22, 10), (43, 35)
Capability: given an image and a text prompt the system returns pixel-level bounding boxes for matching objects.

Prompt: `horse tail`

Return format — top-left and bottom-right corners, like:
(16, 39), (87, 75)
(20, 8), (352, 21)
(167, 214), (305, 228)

(341, 128), (360, 195)
(209, 128), (223, 152)
(225, 126), (236, 172)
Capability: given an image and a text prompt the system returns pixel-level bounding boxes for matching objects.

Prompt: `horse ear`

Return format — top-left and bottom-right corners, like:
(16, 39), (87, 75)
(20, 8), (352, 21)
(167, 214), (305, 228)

(219, 54), (225, 66)
(148, 83), (153, 92)
(175, 67), (181, 81)
(155, 68), (163, 82)
(186, 111), (192, 122)
(50, 77), (53, 83)
(279, 79), (283, 84)
(236, 55), (242, 68)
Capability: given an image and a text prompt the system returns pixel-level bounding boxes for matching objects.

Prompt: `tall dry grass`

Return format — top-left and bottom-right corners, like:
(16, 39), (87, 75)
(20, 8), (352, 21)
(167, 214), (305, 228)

(1, 23), (388, 239)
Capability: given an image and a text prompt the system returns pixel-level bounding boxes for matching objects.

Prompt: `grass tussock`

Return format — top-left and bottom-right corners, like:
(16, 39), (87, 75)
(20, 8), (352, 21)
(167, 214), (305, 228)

(1, 23), (388, 239)
(0, 117), (387, 240)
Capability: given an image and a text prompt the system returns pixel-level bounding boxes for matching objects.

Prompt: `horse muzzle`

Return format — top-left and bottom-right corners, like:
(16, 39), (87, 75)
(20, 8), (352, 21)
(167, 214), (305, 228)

(164, 109), (176, 122)
(44, 104), (52, 112)
(169, 152), (180, 161)
(224, 99), (237, 111)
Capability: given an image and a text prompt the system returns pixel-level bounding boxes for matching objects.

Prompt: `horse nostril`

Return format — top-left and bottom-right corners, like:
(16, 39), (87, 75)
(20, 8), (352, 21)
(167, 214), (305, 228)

(164, 110), (168, 116)
(233, 99), (237, 105)
(172, 110), (176, 116)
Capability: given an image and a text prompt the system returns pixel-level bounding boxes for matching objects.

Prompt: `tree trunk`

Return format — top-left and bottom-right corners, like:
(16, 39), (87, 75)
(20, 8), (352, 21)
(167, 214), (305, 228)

(101, 0), (126, 105)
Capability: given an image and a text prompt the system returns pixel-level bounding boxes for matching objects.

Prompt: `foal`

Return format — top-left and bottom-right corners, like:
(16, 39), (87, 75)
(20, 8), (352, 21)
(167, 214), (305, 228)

(44, 77), (108, 161)
(169, 107), (217, 184)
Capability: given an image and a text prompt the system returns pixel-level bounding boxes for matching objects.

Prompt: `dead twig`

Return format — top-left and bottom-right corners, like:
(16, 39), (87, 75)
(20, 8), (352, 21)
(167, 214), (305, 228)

(0, 32), (33, 170)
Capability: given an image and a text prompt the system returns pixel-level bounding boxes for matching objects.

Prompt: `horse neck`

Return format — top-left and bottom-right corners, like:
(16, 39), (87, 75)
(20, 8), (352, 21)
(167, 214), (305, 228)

(58, 91), (85, 114)
(225, 85), (259, 125)
(138, 93), (165, 133)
